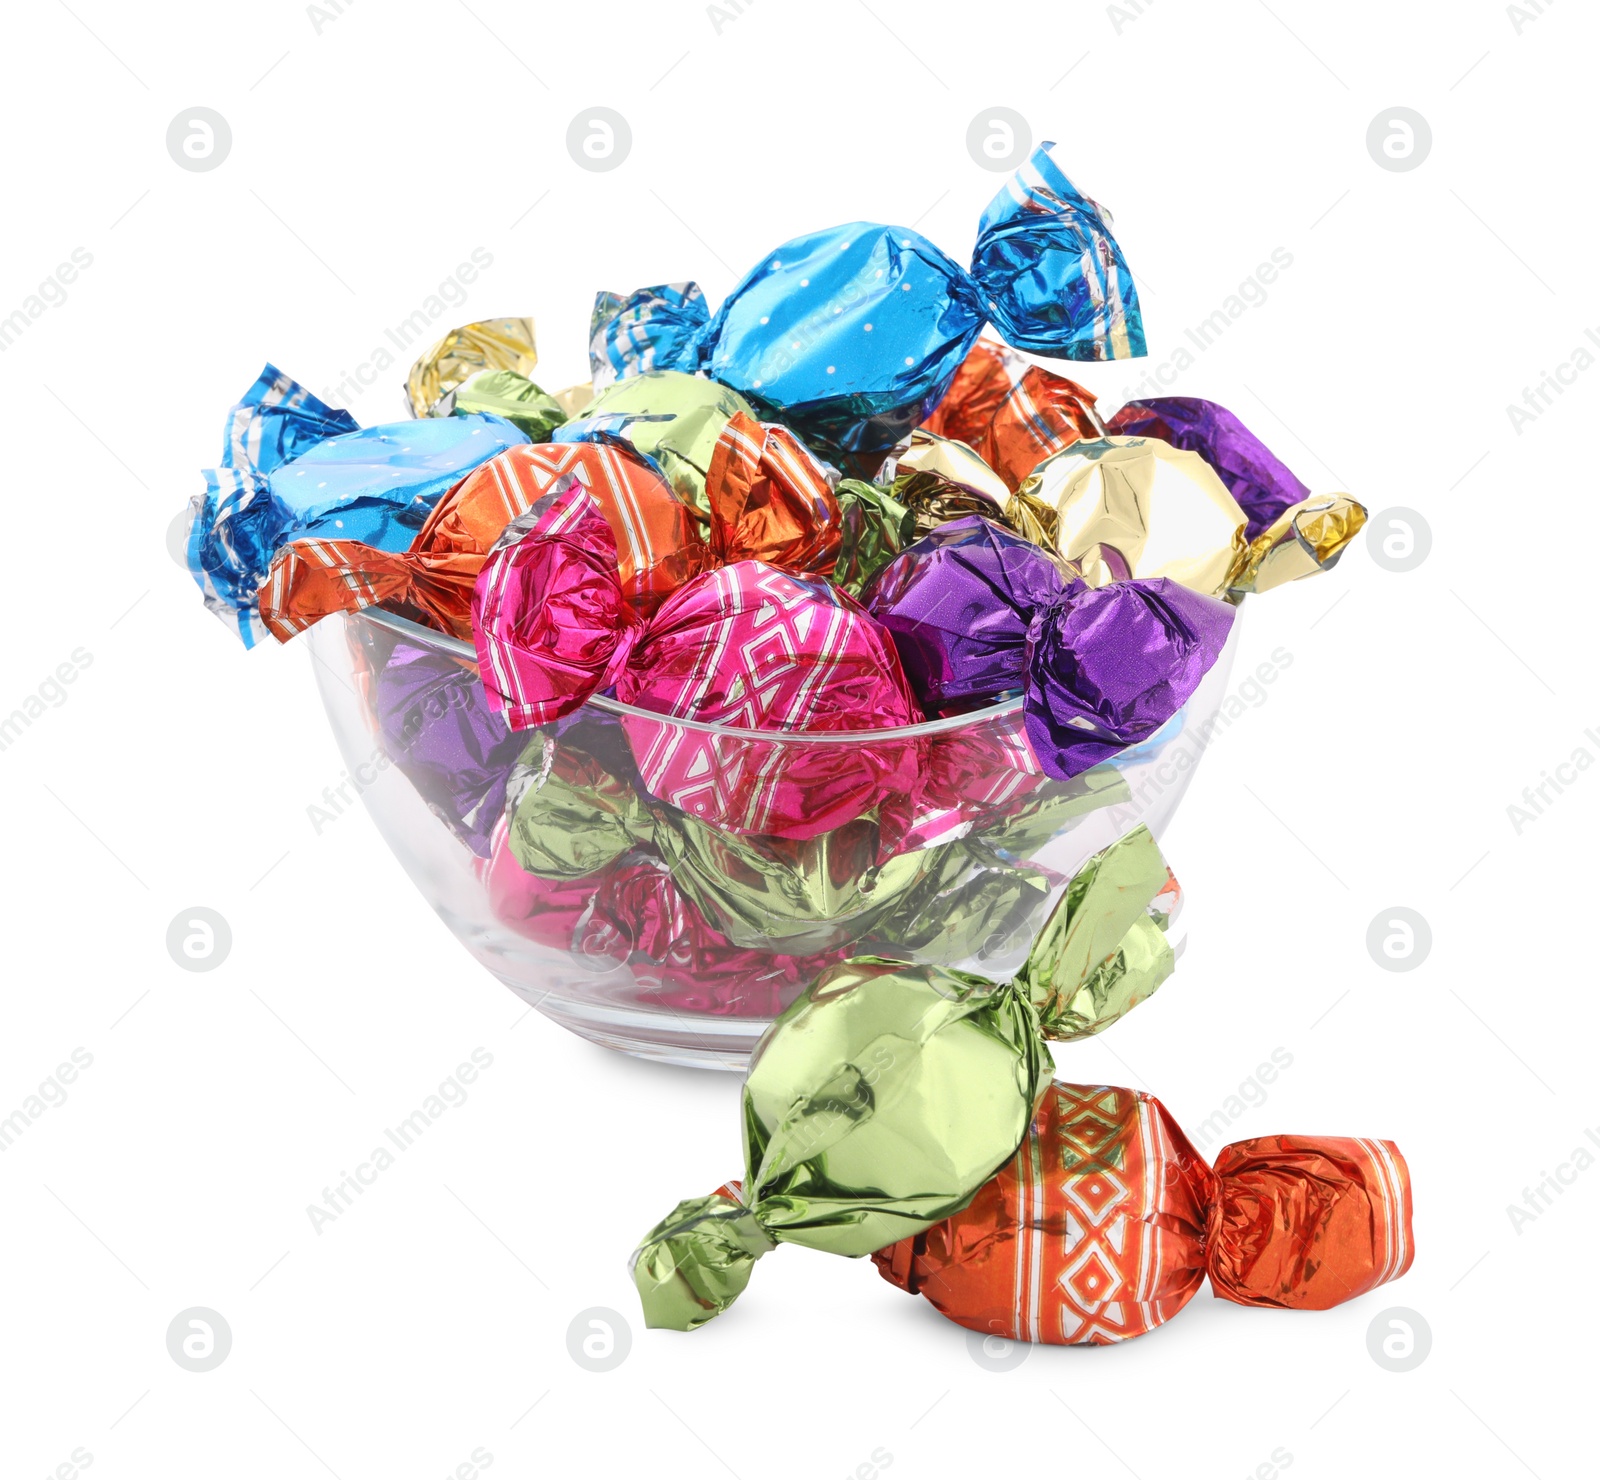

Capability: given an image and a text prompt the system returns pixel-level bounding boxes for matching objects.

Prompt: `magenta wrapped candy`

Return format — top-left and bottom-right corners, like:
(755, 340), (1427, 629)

(1105, 396), (1310, 539)
(863, 517), (1233, 781)
(617, 562), (922, 838)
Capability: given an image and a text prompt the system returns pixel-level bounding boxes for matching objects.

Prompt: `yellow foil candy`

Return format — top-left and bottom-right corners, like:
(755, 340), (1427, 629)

(1009, 436), (1249, 598)
(1231, 494), (1368, 595)
(406, 317), (538, 418)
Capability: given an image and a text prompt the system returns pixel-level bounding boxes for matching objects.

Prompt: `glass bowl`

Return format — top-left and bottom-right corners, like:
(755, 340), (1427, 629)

(309, 607), (1240, 1069)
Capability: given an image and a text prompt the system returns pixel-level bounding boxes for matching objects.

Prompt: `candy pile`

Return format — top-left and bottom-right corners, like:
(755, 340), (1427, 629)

(184, 142), (1403, 1347)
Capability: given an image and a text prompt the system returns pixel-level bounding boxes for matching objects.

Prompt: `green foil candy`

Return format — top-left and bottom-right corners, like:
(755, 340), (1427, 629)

(631, 824), (1178, 1331)
(571, 371), (757, 520)
(832, 479), (917, 597)
(450, 369), (566, 442)
(505, 738), (652, 880)
(654, 811), (934, 954)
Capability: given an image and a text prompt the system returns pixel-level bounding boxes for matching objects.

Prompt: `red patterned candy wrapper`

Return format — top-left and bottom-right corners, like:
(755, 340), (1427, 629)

(263, 440), (708, 642)
(873, 1081), (1414, 1344)
(615, 561), (923, 839)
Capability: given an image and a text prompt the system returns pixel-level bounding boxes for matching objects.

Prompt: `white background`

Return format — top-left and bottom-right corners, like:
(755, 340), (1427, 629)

(1, 1), (1593, 1476)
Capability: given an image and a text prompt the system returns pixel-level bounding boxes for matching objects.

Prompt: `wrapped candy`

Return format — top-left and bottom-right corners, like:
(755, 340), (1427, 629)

(918, 338), (1022, 449)
(261, 438), (708, 642)
(887, 429), (1015, 534)
(187, 363), (528, 645)
(563, 370), (757, 516)
(862, 517), (1234, 778)
(1008, 436), (1249, 597)
(1105, 395), (1307, 538)
(591, 143), (1143, 457)
(447, 370), (566, 442)
(473, 479), (923, 836)
(653, 811), (935, 955)
(631, 826), (1179, 1330)
(704, 412), (841, 575)
(406, 316), (538, 418)
(1010, 435), (1366, 600)
(590, 284), (708, 390)
(875, 1082), (1413, 1343)
(832, 479), (916, 597)
(615, 561), (921, 838)
(376, 641), (525, 857)
(980, 363), (1105, 491)
(480, 818), (596, 951)
(503, 725), (650, 881)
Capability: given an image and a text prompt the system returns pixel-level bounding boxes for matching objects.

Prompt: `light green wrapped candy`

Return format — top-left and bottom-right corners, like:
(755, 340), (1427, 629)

(653, 811), (935, 954)
(449, 369), (566, 442)
(832, 479), (917, 597)
(631, 824), (1179, 1331)
(570, 370), (757, 520)
(504, 738), (651, 880)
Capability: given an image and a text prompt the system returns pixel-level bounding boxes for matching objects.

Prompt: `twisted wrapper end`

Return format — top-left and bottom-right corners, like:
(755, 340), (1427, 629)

(631, 1189), (777, 1332)
(1013, 823), (1177, 1041)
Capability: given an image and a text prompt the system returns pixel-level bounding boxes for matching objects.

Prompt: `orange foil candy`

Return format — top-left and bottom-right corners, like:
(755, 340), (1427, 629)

(873, 1081), (1413, 1344)
(705, 413), (842, 575)
(260, 440), (710, 642)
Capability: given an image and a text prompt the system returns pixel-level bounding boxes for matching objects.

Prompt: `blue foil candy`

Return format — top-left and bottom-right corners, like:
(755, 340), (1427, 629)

(588, 144), (1144, 458)
(187, 364), (528, 646)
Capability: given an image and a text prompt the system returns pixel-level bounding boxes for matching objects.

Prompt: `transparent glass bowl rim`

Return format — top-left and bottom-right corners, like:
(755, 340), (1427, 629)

(360, 607), (1027, 744)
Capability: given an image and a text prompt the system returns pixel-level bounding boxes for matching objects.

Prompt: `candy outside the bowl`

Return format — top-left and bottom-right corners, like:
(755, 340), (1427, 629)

(630, 825), (1177, 1331)
(875, 1084), (1414, 1344)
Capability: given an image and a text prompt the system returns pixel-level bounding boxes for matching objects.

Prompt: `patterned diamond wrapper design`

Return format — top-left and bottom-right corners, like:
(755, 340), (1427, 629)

(875, 1083), (1414, 1343)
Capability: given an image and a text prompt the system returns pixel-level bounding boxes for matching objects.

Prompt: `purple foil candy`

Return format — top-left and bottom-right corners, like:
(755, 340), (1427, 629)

(864, 517), (1233, 780)
(377, 642), (525, 856)
(1023, 577), (1233, 778)
(1106, 396), (1309, 539)
(863, 517), (1064, 712)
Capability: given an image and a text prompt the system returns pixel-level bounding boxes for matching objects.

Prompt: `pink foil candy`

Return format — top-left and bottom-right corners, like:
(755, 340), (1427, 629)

(616, 562), (922, 838)
(472, 482), (644, 730)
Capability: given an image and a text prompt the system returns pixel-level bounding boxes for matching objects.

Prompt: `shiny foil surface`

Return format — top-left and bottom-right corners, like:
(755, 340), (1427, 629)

(186, 362), (526, 645)
(631, 827), (1180, 1331)
(266, 440), (708, 644)
(406, 316), (538, 418)
(981, 364), (1105, 491)
(1011, 435), (1249, 598)
(376, 640), (526, 857)
(863, 517), (1234, 779)
(616, 562), (921, 838)
(1105, 395), (1308, 539)
(586, 143), (1143, 458)
(874, 1082), (1413, 1343)
(706, 413), (841, 574)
